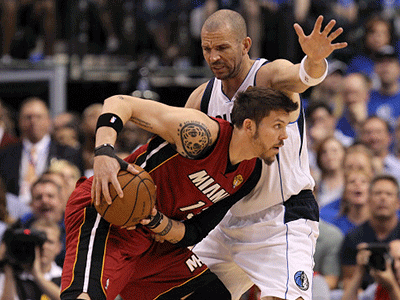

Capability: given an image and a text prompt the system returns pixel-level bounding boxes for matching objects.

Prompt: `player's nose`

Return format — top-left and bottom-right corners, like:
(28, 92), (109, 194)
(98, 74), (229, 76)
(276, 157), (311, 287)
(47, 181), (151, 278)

(280, 127), (288, 140)
(209, 49), (221, 62)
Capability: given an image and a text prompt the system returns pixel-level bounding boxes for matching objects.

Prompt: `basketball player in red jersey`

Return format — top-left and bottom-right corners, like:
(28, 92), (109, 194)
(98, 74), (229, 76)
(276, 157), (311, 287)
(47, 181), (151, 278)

(60, 87), (298, 300)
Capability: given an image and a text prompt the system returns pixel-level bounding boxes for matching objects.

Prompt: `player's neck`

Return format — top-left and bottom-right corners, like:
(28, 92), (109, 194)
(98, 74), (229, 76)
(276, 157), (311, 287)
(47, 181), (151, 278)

(229, 128), (255, 165)
(221, 58), (255, 100)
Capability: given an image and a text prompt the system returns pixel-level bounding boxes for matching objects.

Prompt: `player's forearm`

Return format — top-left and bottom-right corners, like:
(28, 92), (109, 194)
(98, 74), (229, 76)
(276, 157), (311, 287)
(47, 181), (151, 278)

(302, 56), (328, 79)
(149, 213), (186, 244)
(266, 57), (327, 94)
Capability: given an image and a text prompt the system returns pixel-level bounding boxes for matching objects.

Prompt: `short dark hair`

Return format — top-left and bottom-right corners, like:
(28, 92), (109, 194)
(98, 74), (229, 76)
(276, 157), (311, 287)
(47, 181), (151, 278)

(31, 176), (62, 196)
(361, 115), (392, 133)
(305, 100), (333, 121)
(370, 174), (399, 197)
(231, 87), (298, 128)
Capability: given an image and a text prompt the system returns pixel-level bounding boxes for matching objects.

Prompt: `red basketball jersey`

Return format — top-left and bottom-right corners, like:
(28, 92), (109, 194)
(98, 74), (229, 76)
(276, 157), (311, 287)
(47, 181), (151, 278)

(125, 117), (259, 221)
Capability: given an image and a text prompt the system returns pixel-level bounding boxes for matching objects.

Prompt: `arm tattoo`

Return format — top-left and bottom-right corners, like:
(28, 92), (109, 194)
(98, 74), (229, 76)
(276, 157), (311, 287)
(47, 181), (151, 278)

(158, 218), (173, 236)
(178, 121), (212, 159)
(130, 117), (153, 130)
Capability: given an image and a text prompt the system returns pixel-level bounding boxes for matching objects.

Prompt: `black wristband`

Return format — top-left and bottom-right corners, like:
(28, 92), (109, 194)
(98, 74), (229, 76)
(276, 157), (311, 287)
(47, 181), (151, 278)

(96, 113), (124, 134)
(94, 144), (115, 156)
(94, 143), (114, 152)
(94, 143), (129, 171)
(146, 211), (163, 229)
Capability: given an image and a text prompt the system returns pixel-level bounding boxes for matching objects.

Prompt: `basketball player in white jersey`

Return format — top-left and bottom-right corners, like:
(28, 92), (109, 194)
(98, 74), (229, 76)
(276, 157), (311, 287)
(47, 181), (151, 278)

(185, 9), (348, 300)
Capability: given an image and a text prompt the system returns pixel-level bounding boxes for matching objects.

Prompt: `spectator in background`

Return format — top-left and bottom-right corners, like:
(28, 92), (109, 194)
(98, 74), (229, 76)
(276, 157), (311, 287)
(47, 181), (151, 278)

(18, 176), (66, 267)
(307, 59), (347, 115)
(358, 116), (400, 184)
(314, 220), (344, 290)
(134, 0), (191, 66)
(0, 177), (13, 242)
(340, 174), (400, 291)
(0, 99), (18, 149)
(91, 0), (120, 53)
(0, 0), (57, 61)
(52, 111), (81, 150)
(19, 177), (64, 228)
(0, 97), (83, 207)
(0, 218), (62, 300)
(319, 144), (374, 224)
(314, 136), (346, 208)
(347, 14), (395, 88)
(305, 101), (353, 178)
(114, 121), (153, 155)
(369, 45), (400, 127)
(395, 116), (400, 159)
(342, 239), (400, 300)
(322, 169), (371, 235)
(47, 159), (81, 206)
(52, 125), (81, 151)
(336, 72), (372, 139)
(79, 103), (102, 178)
(343, 143), (375, 177)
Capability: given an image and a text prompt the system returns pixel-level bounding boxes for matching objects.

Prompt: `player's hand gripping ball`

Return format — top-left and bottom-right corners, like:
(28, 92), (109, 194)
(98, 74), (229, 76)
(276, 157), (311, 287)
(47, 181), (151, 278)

(95, 166), (156, 227)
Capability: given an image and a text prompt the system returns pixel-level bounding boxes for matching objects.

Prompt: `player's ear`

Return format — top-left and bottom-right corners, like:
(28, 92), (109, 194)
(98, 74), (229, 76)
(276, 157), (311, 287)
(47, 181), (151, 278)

(242, 37), (251, 55)
(243, 119), (256, 136)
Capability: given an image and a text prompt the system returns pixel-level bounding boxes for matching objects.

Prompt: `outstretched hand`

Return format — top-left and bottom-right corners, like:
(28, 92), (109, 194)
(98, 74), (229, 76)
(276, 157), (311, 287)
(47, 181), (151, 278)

(294, 15), (348, 62)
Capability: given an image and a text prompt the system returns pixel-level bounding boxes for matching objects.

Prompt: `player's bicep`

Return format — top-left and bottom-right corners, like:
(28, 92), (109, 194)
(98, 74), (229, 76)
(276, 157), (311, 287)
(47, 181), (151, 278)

(130, 105), (219, 158)
(174, 112), (219, 159)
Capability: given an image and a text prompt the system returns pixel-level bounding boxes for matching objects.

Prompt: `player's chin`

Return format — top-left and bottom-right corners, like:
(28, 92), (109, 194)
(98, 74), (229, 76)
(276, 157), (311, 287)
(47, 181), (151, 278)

(262, 155), (276, 165)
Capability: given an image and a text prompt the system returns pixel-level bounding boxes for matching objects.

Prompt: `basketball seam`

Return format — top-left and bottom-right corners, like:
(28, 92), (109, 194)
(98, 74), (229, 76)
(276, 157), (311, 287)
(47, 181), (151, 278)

(103, 174), (139, 221)
(122, 176), (145, 226)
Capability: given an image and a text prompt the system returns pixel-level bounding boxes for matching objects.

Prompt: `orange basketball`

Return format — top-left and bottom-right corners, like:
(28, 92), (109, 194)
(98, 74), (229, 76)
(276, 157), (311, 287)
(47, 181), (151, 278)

(95, 166), (156, 227)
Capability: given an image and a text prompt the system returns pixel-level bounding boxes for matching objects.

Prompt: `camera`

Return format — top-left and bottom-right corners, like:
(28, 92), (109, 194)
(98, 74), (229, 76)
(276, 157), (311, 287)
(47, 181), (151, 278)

(3, 227), (47, 267)
(366, 243), (390, 271)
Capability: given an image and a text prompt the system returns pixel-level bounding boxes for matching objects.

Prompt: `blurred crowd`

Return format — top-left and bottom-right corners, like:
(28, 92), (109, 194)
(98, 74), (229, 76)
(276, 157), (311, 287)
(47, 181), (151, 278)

(0, 0), (393, 67)
(3, 0), (400, 300)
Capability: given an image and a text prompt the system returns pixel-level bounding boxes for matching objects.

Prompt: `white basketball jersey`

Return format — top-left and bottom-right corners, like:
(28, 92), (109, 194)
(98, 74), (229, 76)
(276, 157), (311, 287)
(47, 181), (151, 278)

(201, 59), (315, 216)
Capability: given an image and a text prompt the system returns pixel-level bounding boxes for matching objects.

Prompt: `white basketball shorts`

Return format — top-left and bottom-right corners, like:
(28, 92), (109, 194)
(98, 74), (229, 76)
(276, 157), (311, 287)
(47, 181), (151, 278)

(192, 196), (319, 300)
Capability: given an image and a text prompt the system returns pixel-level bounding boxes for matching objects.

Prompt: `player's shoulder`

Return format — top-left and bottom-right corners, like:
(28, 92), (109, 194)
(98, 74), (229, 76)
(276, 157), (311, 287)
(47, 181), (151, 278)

(258, 58), (294, 74)
(185, 82), (209, 109)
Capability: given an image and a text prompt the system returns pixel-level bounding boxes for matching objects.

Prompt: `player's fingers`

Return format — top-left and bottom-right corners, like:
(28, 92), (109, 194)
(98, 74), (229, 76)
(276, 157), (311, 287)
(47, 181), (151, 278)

(140, 218), (151, 225)
(312, 15), (324, 34)
(124, 225), (136, 230)
(322, 19), (336, 36)
(126, 163), (140, 175)
(150, 207), (157, 217)
(293, 23), (305, 38)
(101, 180), (113, 205)
(154, 235), (165, 243)
(328, 27), (344, 42)
(93, 179), (102, 206)
(332, 41), (348, 50)
(111, 176), (124, 199)
(91, 177), (96, 200)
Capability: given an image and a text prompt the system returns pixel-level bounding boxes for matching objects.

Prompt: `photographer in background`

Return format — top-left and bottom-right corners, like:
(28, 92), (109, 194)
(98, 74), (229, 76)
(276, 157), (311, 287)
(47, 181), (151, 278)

(342, 240), (400, 300)
(0, 218), (62, 300)
(340, 175), (400, 292)
(19, 175), (66, 267)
